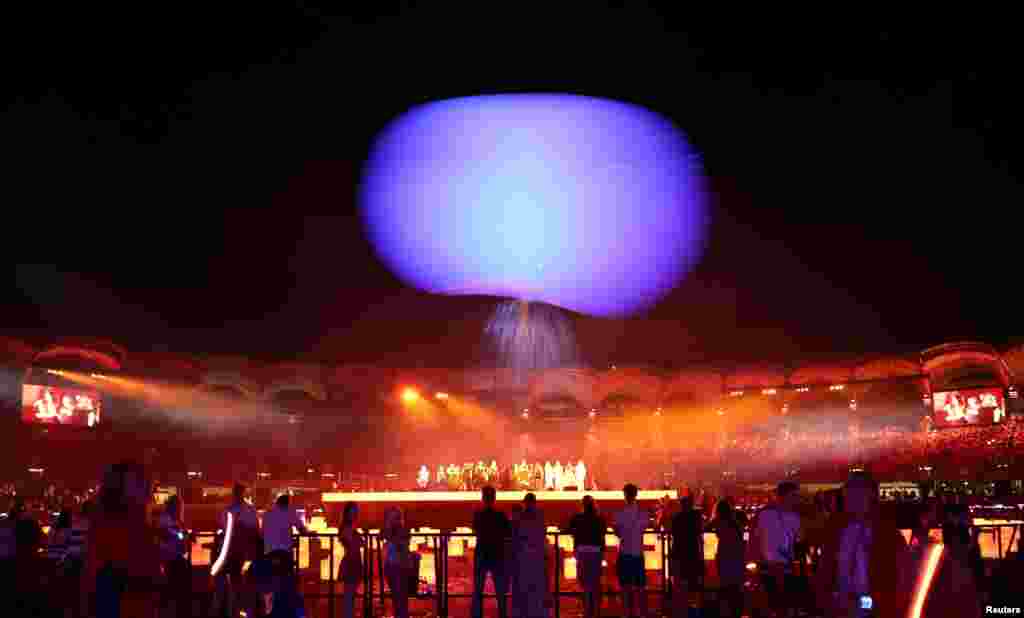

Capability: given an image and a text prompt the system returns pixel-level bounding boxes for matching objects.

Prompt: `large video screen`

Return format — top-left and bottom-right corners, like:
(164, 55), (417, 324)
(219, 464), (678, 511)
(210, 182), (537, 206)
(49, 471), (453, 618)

(932, 388), (1005, 428)
(21, 384), (101, 427)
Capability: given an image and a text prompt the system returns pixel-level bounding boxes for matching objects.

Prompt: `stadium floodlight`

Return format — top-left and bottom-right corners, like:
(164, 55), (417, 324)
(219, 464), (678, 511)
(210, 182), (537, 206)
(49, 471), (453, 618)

(401, 388), (420, 404)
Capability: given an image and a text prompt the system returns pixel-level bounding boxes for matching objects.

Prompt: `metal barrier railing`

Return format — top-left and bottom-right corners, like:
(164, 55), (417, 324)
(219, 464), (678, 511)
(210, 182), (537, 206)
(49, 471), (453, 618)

(177, 522), (1022, 617)
(183, 527), (677, 617)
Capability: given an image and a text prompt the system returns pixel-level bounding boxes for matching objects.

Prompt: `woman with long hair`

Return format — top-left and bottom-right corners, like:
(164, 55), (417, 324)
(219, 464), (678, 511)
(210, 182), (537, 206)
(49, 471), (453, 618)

(382, 506), (411, 618)
(340, 502), (364, 618)
(709, 499), (745, 618)
(158, 495), (191, 618)
(83, 461), (161, 618)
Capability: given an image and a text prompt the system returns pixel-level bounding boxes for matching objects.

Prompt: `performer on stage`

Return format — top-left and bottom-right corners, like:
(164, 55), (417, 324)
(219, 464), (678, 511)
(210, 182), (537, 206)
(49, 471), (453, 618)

(544, 461), (554, 490)
(447, 464), (460, 491)
(76, 394), (98, 426)
(554, 461), (564, 491)
(576, 460), (587, 491)
(437, 464), (446, 486)
(416, 465), (430, 489)
(58, 395), (75, 423)
(33, 389), (59, 422)
(944, 393), (966, 422)
(565, 460), (578, 490)
(966, 396), (981, 420)
(533, 463), (543, 490)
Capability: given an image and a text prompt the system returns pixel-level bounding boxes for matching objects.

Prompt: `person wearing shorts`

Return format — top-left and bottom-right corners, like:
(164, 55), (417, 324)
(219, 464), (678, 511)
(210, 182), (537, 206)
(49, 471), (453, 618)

(569, 495), (607, 618)
(614, 484), (649, 618)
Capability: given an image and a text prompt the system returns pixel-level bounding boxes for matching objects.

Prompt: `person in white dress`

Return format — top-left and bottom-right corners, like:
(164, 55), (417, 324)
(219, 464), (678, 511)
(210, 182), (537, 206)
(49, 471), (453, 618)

(544, 461), (554, 490)
(576, 460), (587, 491)
(564, 462), (578, 490)
(554, 461), (564, 491)
(417, 465), (430, 489)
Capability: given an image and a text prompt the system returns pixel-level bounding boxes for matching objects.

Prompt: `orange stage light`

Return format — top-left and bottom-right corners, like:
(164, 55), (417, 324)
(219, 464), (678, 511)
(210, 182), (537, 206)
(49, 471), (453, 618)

(401, 388), (420, 404)
(434, 392), (449, 400)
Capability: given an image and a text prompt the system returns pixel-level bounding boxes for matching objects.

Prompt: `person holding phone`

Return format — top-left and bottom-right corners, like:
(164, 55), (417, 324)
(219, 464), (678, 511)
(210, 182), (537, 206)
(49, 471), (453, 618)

(158, 496), (192, 618)
(814, 472), (916, 618)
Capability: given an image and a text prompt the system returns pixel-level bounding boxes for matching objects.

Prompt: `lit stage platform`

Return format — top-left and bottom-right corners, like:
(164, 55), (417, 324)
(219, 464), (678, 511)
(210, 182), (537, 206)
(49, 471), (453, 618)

(320, 490), (678, 530)
(322, 490), (677, 503)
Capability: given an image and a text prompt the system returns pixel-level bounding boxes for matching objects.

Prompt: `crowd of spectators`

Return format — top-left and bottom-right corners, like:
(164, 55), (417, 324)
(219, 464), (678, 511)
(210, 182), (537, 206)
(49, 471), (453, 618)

(679, 416), (1024, 483)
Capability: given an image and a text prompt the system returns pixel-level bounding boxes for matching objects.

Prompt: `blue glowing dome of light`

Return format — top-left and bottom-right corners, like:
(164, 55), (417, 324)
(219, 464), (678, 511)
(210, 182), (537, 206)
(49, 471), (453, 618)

(359, 94), (708, 317)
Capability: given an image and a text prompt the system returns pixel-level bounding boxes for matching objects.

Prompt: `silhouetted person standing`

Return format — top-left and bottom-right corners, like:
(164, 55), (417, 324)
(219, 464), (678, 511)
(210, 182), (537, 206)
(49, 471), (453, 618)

(614, 484), (649, 618)
(262, 494), (307, 562)
(473, 486), (510, 618)
(84, 462), (162, 618)
(512, 493), (549, 618)
(709, 499), (745, 618)
(568, 495), (606, 618)
(214, 483), (260, 618)
(670, 495), (704, 618)
(340, 502), (364, 618)
(383, 507), (411, 618)
(814, 473), (916, 618)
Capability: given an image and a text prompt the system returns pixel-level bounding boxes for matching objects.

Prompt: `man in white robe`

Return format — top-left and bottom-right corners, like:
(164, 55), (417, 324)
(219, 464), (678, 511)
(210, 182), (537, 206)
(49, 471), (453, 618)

(576, 460), (587, 491)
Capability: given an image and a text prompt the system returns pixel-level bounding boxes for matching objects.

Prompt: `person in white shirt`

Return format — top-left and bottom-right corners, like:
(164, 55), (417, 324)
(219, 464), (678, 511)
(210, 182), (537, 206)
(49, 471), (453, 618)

(263, 494), (308, 558)
(752, 481), (802, 617)
(614, 484), (650, 618)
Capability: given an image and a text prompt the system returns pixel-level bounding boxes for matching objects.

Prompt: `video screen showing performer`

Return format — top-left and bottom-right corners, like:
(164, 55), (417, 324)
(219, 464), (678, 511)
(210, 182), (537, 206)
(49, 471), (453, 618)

(21, 384), (101, 427)
(932, 388), (1005, 428)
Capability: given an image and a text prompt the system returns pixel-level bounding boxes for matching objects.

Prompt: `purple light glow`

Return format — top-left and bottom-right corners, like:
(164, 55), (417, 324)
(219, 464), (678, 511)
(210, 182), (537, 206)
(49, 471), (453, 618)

(359, 94), (708, 317)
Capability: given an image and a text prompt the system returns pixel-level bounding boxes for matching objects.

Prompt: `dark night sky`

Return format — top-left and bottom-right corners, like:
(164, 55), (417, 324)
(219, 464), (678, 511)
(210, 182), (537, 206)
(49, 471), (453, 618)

(4, 6), (1022, 367)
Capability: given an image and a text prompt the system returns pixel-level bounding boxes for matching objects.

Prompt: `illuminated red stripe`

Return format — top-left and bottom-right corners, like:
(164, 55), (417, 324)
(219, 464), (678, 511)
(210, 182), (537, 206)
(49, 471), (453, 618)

(908, 544), (943, 618)
(210, 511), (234, 577)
